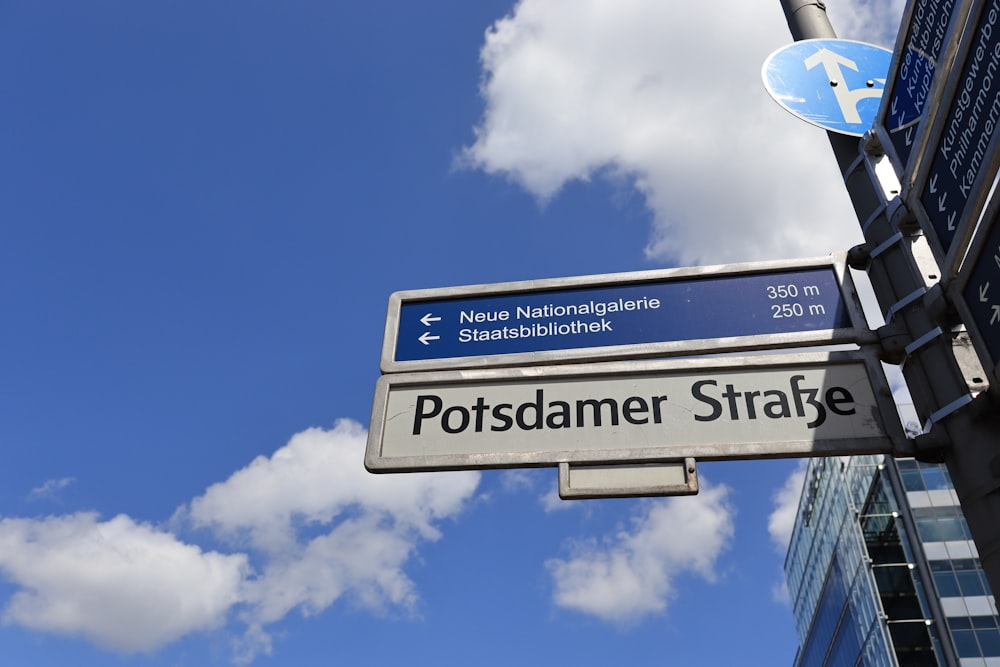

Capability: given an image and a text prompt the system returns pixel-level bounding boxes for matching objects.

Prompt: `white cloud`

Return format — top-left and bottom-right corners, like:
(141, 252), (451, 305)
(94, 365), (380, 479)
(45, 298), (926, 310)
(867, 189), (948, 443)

(183, 419), (480, 662)
(546, 483), (733, 624)
(772, 578), (792, 606)
(233, 513), (426, 664)
(0, 421), (480, 664)
(499, 468), (540, 493)
(826, 0), (907, 48)
(540, 484), (572, 512)
(0, 512), (246, 653)
(461, 0), (909, 266)
(768, 460), (808, 554)
(27, 477), (74, 502)
(186, 419), (479, 554)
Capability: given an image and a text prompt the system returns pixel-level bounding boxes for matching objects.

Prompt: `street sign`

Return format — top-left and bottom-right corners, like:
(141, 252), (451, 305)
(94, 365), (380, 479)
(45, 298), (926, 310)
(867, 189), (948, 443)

(762, 39), (891, 136)
(365, 351), (903, 473)
(381, 254), (869, 372)
(558, 460), (698, 500)
(952, 193), (1000, 379)
(908, 0), (1000, 269)
(874, 0), (967, 178)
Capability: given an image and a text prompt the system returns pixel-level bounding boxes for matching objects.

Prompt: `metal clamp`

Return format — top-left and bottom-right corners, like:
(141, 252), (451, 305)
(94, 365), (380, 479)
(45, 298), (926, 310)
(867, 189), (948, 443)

(875, 319), (910, 364)
(884, 287), (927, 325)
(862, 201), (887, 235)
(886, 196), (909, 227)
(904, 327), (946, 357)
(923, 394), (975, 434)
(870, 231), (905, 261)
(842, 150), (867, 183)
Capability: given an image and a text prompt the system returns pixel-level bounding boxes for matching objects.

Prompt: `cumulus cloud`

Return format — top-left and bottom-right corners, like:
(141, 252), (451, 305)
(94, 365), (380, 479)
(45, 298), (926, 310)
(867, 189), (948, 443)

(186, 420), (478, 554)
(460, 0), (909, 266)
(546, 483), (733, 624)
(768, 460), (808, 553)
(0, 420), (480, 664)
(183, 419), (480, 662)
(0, 512), (247, 653)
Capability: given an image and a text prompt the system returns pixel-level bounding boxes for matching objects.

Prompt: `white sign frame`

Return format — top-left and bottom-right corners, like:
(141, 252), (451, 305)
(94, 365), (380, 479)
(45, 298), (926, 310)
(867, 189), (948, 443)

(365, 351), (904, 473)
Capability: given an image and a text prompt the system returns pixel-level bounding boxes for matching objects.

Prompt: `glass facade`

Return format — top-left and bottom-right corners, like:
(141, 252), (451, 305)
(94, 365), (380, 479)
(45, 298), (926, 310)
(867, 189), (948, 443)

(785, 456), (1000, 667)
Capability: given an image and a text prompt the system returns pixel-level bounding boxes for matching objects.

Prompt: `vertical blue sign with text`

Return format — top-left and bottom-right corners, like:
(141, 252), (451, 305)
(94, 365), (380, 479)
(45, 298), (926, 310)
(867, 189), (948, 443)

(881, 0), (959, 176)
(918, 0), (1000, 258)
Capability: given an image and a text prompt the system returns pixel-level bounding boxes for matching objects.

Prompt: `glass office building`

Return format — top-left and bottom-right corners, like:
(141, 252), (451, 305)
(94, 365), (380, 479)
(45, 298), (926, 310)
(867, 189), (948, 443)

(785, 455), (1000, 666)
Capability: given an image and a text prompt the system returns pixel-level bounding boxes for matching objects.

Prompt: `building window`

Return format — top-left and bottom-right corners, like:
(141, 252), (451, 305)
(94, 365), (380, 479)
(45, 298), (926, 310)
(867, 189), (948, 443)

(930, 560), (961, 597)
(912, 506), (972, 542)
(978, 626), (1000, 656)
(897, 460), (925, 491)
(918, 465), (950, 491)
(948, 616), (1000, 658)
(929, 559), (988, 598)
(897, 461), (953, 492)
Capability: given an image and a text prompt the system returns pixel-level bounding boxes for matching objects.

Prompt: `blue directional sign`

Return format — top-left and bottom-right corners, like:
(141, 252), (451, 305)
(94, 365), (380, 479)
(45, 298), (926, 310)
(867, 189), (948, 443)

(877, 0), (961, 177)
(381, 257), (865, 372)
(956, 207), (1000, 376)
(915, 0), (1000, 266)
(763, 39), (891, 136)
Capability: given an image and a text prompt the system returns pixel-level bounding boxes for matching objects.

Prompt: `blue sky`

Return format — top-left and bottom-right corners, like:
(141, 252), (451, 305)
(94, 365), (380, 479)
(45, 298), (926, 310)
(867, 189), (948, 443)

(0, 1), (904, 665)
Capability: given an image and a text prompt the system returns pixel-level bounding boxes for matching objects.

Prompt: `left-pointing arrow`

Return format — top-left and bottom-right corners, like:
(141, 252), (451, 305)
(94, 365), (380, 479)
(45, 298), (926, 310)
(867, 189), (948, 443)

(419, 332), (441, 345)
(420, 313), (442, 327)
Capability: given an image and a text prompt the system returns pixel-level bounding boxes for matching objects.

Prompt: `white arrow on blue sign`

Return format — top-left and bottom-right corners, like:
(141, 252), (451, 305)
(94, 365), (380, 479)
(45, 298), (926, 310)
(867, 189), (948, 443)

(763, 39), (892, 136)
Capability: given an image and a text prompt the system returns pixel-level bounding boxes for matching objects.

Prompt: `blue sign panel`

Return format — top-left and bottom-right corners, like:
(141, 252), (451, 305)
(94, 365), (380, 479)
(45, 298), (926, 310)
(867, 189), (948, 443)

(918, 0), (1000, 259)
(386, 264), (854, 370)
(960, 215), (1000, 369)
(882, 0), (959, 176)
(763, 39), (892, 136)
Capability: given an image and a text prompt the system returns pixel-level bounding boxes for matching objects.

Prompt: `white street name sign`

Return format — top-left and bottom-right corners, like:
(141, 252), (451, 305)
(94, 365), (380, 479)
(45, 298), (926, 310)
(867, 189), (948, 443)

(365, 351), (902, 472)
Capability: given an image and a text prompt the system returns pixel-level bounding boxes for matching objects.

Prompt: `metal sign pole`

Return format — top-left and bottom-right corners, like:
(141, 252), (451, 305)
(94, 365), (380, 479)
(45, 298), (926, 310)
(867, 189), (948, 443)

(779, 0), (1000, 601)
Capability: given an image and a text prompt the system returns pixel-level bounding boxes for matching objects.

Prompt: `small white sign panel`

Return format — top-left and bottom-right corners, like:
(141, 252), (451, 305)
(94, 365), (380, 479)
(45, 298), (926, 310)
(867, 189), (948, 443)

(558, 460), (698, 500)
(366, 352), (899, 472)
